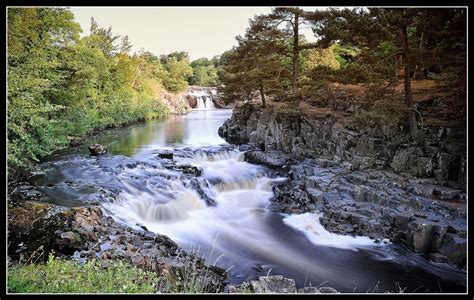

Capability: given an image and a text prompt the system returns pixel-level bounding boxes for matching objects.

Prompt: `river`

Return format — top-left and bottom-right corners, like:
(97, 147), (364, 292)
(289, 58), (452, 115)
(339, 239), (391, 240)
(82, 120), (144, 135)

(30, 109), (466, 293)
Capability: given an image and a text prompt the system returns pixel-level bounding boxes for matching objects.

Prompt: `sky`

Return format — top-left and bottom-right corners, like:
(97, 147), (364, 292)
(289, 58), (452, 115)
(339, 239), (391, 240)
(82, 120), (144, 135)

(70, 7), (326, 61)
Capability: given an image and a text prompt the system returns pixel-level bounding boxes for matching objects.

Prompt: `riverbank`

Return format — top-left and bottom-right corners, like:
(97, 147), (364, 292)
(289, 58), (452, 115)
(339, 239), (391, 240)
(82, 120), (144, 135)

(218, 101), (467, 270)
(7, 200), (227, 293)
(7, 86), (224, 184)
(7, 109), (232, 294)
(7, 107), (466, 293)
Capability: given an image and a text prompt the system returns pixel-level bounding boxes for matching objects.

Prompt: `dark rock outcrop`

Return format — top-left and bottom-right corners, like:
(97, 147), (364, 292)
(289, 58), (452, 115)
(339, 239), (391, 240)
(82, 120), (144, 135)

(219, 104), (466, 187)
(88, 144), (107, 156)
(244, 150), (296, 172)
(157, 151), (174, 160)
(219, 103), (466, 268)
(266, 157), (467, 268)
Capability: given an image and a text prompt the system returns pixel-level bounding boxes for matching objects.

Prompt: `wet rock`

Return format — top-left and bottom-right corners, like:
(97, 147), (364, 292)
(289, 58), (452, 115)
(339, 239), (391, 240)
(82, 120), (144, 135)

(432, 186), (461, 200)
(250, 275), (297, 293)
(298, 287), (321, 293)
(318, 286), (339, 293)
(143, 231), (156, 240)
(157, 151), (173, 160)
(406, 220), (436, 252)
(238, 144), (258, 152)
(252, 264), (264, 273)
(101, 260), (110, 269)
(429, 252), (449, 263)
(88, 144), (107, 156)
(188, 178), (217, 206)
(438, 234), (466, 265)
(176, 164), (202, 176)
(131, 255), (144, 266)
(155, 234), (178, 251)
(271, 181), (312, 213)
(162, 159), (203, 177)
(57, 231), (83, 249)
(244, 150), (296, 171)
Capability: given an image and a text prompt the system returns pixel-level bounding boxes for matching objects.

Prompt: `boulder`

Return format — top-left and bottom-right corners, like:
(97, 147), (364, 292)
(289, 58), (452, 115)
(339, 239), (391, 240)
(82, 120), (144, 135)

(88, 144), (107, 156)
(318, 287), (339, 293)
(438, 233), (466, 265)
(177, 165), (202, 176)
(244, 150), (296, 170)
(250, 275), (297, 293)
(157, 151), (174, 160)
(429, 252), (449, 263)
(298, 287), (321, 293)
(406, 219), (436, 252)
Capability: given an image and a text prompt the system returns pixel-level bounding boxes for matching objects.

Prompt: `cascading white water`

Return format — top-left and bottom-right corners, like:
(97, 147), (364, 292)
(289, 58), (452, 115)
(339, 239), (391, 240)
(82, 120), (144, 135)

(36, 108), (467, 292)
(196, 96), (215, 110)
(106, 149), (378, 251)
(102, 148), (384, 290)
(191, 90), (216, 110)
(283, 212), (376, 250)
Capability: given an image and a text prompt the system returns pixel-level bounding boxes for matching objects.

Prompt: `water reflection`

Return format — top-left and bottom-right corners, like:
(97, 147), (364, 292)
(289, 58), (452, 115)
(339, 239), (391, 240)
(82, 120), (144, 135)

(78, 110), (231, 156)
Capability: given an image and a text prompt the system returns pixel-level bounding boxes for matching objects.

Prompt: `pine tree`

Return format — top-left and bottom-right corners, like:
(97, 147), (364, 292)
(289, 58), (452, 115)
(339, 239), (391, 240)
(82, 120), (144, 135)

(220, 14), (289, 107)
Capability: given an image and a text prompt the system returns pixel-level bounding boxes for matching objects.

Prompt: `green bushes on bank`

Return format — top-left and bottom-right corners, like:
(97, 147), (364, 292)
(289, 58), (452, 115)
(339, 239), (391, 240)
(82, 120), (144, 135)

(7, 8), (179, 175)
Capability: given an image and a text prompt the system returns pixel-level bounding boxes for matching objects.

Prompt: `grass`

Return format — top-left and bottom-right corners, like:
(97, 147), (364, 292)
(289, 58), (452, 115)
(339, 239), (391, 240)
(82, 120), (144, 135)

(8, 250), (227, 294)
(8, 254), (159, 293)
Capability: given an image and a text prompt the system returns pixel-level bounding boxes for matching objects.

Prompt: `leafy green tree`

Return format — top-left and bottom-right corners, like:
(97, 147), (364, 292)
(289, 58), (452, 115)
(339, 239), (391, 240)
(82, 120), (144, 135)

(162, 57), (193, 92)
(7, 8), (170, 177)
(8, 8), (81, 170)
(188, 57), (219, 86)
(160, 51), (189, 65)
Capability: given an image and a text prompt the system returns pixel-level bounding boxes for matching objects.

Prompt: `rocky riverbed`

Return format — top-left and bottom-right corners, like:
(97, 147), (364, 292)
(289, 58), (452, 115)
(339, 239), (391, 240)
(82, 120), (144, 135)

(7, 105), (466, 293)
(218, 103), (467, 270)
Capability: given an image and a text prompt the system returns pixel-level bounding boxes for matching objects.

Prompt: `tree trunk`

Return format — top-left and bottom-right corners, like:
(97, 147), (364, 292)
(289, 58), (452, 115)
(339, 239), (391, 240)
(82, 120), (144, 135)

(292, 12), (300, 98)
(395, 53), (404, 78)
(413, 31), (427, 80)
(259, 84), (266, 108)
(400, 26), (417, 139)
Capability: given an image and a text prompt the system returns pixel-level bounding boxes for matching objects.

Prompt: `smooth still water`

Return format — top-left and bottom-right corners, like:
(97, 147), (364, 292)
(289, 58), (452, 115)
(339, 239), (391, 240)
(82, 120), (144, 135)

(31, 109), (466, 293)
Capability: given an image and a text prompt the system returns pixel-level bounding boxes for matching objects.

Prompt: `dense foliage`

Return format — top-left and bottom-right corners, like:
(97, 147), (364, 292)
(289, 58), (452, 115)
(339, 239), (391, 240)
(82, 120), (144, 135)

(219, 7), (466, 136)
(7, 7), (466, 175)
(7, 8), (222, 176)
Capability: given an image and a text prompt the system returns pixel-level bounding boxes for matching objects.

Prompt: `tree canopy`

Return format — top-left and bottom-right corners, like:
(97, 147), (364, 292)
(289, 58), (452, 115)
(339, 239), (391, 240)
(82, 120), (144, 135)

(218, 7), (466, 136)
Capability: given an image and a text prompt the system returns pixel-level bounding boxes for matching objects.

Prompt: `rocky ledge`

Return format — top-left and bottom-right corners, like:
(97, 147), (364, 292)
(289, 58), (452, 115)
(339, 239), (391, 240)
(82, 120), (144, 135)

(218, 103), (466, 188)
(8, 200), (227, 293)
(227, 275), (339, 294)
(218, 104), (466, 269)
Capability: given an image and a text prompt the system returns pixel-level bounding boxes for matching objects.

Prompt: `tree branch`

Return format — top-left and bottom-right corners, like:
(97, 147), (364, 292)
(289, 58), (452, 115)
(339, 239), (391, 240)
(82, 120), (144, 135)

(299, 43), (319, 50)
(380, 50), (404, 60)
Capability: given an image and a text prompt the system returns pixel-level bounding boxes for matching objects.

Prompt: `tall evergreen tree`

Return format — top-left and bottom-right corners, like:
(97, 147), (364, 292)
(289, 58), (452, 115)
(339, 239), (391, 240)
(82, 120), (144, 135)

(220, 15), (289, 107)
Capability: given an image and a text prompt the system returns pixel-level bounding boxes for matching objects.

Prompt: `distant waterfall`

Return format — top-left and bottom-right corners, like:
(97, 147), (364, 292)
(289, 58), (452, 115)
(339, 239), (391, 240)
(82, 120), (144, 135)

(196, 96), (215, 110)
(190, 90), (216, 110)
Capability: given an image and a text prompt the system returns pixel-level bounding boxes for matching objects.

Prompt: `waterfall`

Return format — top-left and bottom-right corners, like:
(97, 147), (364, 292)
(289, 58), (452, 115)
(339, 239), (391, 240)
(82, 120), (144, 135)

(191, 90), (216, 110)
(196, 96), (215, 110)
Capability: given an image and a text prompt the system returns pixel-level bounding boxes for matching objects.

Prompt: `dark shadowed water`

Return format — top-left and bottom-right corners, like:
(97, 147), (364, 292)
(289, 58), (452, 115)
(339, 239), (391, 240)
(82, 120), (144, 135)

(32, 109), (466, 293)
